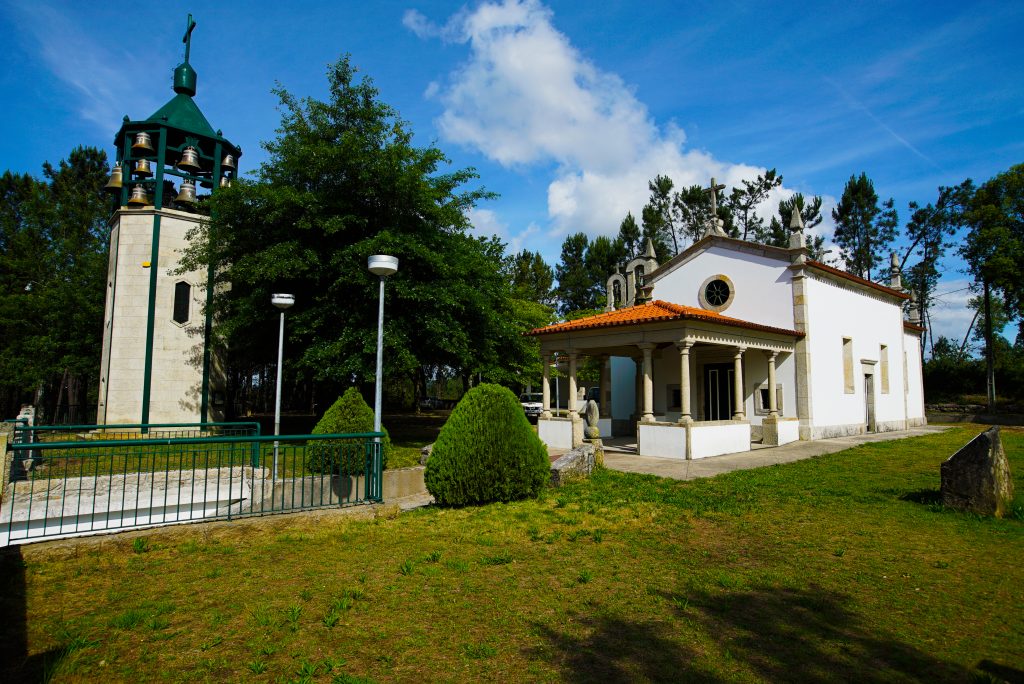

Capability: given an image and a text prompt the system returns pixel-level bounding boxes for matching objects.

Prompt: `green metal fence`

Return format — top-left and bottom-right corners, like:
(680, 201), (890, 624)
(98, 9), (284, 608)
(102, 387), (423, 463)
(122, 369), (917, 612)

(2, 429), (383, 546)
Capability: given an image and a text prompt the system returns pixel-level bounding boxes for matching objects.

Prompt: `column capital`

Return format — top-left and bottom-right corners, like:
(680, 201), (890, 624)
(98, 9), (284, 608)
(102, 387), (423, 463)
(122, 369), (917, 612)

(676, 339), (694, 351)
(734, 346), (746, 357)
(636, 342), (656, 351)
(765, 349), (778, 360)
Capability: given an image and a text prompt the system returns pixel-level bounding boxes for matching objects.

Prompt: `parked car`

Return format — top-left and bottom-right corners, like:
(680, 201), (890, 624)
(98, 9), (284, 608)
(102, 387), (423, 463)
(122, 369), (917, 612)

(519, 392), (543, 420)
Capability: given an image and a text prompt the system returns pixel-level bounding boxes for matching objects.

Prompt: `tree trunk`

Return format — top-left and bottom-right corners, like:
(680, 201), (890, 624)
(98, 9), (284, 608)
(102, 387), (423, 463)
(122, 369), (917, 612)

(984, 279), (996, 411)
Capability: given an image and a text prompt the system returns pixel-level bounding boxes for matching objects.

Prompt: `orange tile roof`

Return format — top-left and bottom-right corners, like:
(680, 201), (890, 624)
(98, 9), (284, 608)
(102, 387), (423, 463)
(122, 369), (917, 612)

(806, 261), (910, 300)
(528, 300), (803, 337)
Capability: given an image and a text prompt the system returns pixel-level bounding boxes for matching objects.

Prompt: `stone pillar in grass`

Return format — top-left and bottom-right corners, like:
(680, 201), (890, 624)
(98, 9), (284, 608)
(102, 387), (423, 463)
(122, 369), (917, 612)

(941, 426), (1015, 517)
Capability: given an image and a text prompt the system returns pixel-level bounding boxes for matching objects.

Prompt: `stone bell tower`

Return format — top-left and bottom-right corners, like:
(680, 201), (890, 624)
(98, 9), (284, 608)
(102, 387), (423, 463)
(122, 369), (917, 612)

(97, 15), (241, 426)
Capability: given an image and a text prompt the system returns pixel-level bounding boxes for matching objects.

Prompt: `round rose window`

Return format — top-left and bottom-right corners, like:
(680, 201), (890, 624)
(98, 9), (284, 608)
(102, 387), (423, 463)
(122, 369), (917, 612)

(704, 279), (730, 307)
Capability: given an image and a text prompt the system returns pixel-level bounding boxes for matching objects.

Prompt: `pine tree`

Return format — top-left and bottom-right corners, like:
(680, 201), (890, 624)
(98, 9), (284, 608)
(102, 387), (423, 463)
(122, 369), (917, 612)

(831, 173), (898, 279)
(617, 212), (641, 259)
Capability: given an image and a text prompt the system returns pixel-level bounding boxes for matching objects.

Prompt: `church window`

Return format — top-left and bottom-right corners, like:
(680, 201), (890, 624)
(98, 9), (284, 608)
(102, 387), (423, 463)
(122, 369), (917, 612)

(634, 265), (645, 287)
(172, 281), (191, 324)
(755, 384), (783, 415)
(698, 274), (735, 312)
(880, 345), (889, 394)
(704, 279), (730, 307)
(842, 337), (854, 393)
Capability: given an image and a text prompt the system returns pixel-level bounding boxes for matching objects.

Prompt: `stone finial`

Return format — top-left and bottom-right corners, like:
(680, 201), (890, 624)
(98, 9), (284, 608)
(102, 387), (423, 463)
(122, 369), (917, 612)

(789, 208), (805, 231)
(644, 237), (657, 260)
(889, 251), (902, 289)
(908, 291), (921, 324)
(788, 208), (806, 250)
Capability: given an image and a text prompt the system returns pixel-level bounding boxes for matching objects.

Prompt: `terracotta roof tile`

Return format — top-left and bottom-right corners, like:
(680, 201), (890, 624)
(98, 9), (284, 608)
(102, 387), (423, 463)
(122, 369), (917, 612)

(527, 300), (803, 337)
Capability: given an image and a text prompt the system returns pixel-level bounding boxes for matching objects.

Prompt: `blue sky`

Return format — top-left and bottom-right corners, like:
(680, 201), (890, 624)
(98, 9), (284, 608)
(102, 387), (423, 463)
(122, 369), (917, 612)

(3, 1), (1022, 347)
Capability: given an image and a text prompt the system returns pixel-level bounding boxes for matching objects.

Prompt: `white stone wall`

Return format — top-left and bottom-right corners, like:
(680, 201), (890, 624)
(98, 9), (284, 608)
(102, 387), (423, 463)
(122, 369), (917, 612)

(637, 422), (687, 459)
(804, 275), (909, 435)
(538, 417), (574, 450)
(903, 332), (926, 422)
(689, 421), (751, 458)
(651, 245), (795, 330)
(98, 208), (211, 425)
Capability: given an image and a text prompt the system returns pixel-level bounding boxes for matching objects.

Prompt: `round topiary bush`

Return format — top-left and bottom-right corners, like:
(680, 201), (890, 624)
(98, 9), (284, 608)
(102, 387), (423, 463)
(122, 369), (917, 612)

(425, 383), (550, 506)
(307, 387), (392, 474)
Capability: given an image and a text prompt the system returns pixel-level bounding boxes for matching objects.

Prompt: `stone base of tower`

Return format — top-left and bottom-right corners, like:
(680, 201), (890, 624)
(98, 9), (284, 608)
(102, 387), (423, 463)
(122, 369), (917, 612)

(97, 206), (225, 426)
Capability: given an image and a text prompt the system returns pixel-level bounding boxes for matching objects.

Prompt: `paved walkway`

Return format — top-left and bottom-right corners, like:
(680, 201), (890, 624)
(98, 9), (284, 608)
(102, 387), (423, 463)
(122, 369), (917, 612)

(594, 426), (949, 481)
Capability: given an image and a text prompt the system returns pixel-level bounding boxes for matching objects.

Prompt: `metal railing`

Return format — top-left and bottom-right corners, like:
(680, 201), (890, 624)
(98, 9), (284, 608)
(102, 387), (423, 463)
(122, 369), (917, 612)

(1, 431), (383, 546)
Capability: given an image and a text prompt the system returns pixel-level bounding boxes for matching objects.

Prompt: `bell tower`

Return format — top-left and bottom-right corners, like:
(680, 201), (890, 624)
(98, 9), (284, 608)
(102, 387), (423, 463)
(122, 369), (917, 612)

(98, 14), (240, 426)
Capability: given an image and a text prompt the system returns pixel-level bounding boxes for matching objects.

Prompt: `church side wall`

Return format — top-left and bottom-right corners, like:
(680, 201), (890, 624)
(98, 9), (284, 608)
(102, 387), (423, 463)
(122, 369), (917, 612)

(804, 276), (908, 437)
(652, 246), (795, 330)
(903, 332), (926, 425)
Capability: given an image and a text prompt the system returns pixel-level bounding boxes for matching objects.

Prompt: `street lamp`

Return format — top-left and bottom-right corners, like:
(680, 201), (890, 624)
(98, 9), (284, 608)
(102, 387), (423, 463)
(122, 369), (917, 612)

(271, 292), (294, 479)
(367, 255), (398, 437)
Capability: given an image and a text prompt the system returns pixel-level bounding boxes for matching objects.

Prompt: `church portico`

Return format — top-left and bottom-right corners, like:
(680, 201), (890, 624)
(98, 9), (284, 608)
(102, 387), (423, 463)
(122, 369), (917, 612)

(531, 302), (800, 459)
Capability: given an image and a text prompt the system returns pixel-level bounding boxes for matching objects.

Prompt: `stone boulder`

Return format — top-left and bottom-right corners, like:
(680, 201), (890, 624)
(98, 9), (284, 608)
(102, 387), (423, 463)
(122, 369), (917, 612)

(940, 427), (1015, 517)
(550, 443), (595, 487)
(419, 443), (433, 466)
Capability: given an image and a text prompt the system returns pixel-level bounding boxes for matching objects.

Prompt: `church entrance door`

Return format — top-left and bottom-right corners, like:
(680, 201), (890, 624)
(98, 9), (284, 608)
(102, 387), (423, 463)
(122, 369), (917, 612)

(864, 373), (876, 432)
(703, 363), (734, 421)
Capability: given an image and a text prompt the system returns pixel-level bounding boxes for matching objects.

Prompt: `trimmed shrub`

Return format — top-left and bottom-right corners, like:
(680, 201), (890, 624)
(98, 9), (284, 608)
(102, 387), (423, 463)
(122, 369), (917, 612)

(425, 383), (549, 506)
(307, 388), (392, 474)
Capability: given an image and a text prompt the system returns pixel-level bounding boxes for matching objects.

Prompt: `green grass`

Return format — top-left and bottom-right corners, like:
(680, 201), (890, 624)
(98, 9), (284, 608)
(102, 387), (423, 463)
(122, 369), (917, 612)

(2, 425), (1021, 682)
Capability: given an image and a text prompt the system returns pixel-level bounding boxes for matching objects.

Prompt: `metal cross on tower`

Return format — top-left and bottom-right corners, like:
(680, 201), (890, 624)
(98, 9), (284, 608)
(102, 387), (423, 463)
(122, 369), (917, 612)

(183, 14), (197, 64)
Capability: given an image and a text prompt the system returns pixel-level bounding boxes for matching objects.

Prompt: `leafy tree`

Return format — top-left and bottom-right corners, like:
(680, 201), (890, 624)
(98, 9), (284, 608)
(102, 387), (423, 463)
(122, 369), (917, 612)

(508, 249), (554, 308)
(726, 168), (782, 241)
(959, 164), (1024, 407)
(643, 175), (684, 256)
(673, 184), (716, 246)
(617, 212), (642, 259)
(178, 56), (534, 409)
(0, 147), (110, 420)
(584, 235), (626, 302)
(831, 173), (898, 279)
(554, 232), (593, 314)
(424, 383), (549, 506)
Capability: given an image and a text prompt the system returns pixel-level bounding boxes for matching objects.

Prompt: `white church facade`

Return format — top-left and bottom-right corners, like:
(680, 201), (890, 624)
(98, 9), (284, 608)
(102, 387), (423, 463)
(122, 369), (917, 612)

(530, 220), (927, 460)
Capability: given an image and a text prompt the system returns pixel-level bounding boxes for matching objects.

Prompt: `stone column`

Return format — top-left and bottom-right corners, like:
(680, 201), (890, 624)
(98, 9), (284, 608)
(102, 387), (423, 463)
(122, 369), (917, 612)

(767, 351), (778, 416)
(541, 353), (552, 419)
(733, 347), (746, 420)
(638, 343), (655, 422)
(567, 351), (578, 416)
(600, 355), (611, 419)
(677, 340), (693, 424)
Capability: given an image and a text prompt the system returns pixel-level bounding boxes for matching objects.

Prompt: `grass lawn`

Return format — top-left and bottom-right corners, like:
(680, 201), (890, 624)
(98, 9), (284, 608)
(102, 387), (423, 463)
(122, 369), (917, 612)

(1, 425), (1021, 683)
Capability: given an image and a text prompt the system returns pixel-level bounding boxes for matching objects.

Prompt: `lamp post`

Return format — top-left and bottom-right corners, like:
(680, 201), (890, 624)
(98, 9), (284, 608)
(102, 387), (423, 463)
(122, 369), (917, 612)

(367, 256), (399, 438)
(271, 293), (294, 479)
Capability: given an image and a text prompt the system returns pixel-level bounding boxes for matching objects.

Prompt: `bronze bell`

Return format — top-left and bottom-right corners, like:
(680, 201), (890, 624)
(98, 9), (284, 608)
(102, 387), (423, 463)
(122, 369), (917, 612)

(127, 185), (149, 206)
(134, 158), (153, 177)
(221, 154), (236, 170)
(104, 163), (123, 192)
(177, 146), (201, 172)
(175, 180), (198, 205)
(131, 132), (155, 153)
(219, 175), (231, 188)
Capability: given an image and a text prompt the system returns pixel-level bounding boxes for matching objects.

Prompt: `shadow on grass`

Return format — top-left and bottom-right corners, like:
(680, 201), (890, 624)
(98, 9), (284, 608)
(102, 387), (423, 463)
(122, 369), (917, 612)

(533, 586), (970, 683)
(0, 546), (67, 683)
(900, 488), (943, 506)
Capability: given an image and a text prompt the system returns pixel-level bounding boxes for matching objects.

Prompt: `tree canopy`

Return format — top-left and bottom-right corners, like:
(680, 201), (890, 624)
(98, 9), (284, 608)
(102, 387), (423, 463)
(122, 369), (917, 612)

(0, 146), (110, 420)
(179, 56), (537, 405)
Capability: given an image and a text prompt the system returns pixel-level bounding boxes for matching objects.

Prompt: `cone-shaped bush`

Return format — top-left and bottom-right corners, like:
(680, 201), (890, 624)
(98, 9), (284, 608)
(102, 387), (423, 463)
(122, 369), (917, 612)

(308, 387), (391, 473)
(425, 383), (549, 506)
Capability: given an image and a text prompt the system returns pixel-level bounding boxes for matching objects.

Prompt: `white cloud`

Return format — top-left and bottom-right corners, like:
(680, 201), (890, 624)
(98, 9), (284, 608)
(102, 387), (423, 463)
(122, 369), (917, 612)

(412, 0), (818, 247)
(466, 207), (539, 255)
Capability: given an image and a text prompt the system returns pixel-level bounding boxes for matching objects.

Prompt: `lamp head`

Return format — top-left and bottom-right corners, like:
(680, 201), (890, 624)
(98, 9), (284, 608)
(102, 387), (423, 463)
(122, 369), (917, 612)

(271, 293), (294, 310)
(367, 254), (399, 277)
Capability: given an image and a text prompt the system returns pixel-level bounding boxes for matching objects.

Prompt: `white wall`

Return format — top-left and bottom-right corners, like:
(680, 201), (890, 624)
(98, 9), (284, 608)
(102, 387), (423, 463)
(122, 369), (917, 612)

(637, 423), (687, 459)
(903, 332), (926, 421)
(538, 418), (573, 450)
(805, 276), (907, 432)
(652, 246), (795, 330)
(689, 422), (750, 458)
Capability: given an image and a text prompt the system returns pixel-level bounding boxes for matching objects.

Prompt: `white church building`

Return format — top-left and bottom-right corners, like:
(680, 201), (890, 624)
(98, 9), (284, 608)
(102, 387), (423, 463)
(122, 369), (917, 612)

(530, 214), (927, 460)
